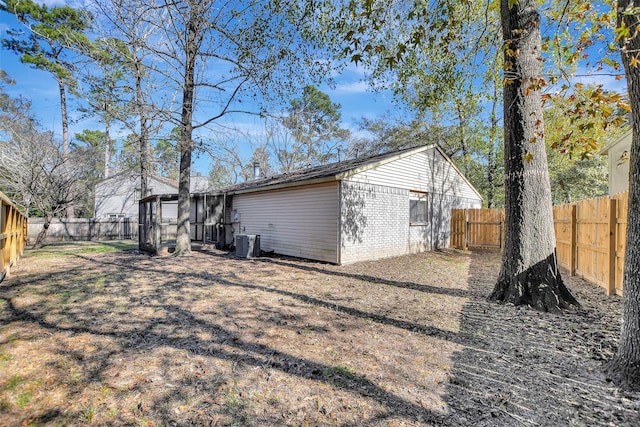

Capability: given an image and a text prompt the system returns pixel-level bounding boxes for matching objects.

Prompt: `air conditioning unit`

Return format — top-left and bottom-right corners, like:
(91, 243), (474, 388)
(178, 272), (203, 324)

(235, 234), (260, 258)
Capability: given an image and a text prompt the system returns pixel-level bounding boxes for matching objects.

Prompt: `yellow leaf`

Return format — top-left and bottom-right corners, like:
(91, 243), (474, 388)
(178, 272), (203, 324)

(631, 55), (640, 67)
(523, 152), (534, 163)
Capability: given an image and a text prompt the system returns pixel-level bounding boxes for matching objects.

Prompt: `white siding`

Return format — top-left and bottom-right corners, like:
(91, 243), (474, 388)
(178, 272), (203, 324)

(94, 178), (137, 218)
(94, 175), (178, 218)
(232, 182), (339, 263)
(345, 147), (481, 202)
(606, 133), (631, 196)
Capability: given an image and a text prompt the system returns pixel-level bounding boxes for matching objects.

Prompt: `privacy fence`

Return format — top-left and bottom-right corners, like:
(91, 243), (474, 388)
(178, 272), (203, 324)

(451, 191), (629, 296)
(27, 218), (138, 244)
(0, 192), (27, 282)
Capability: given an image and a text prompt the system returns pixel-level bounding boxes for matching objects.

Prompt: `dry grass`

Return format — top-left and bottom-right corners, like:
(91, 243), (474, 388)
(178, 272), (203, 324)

(0, 242), (638, 426)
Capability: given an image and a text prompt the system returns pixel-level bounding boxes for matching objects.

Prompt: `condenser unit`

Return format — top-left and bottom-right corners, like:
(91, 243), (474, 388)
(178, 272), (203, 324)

(235, 234), (260, 258)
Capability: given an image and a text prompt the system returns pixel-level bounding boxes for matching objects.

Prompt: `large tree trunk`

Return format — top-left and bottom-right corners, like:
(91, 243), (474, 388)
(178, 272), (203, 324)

(174, 8), (198, 256)
(489, 0), (579, 313)
(605, 0), (640, 391)
(487, 82), (499, 208)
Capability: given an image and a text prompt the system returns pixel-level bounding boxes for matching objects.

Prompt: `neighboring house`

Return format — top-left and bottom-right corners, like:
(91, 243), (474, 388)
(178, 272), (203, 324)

(190, 175), (211, 193)
(202, 144), (482, 264)
(94, 171), (179, 218)
(600, 130), (631, 196)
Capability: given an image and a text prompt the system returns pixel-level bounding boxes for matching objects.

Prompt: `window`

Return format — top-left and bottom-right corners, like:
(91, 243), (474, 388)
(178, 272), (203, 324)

(410, 192), (428, 224)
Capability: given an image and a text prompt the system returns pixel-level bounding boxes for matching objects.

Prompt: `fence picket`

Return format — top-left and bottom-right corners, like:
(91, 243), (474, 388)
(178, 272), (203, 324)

(452, 191), (629, 295)
(1, 192), (27, 282)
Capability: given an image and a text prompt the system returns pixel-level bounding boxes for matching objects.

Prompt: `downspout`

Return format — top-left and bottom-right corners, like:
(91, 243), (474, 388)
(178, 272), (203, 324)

(337, 181), (343, 265)
(430, 192), (435, 250)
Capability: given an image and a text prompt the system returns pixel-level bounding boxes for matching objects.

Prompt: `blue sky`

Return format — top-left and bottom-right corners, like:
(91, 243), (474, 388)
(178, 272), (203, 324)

(0, 1), (402, 176)
(1, 1), (630, 177)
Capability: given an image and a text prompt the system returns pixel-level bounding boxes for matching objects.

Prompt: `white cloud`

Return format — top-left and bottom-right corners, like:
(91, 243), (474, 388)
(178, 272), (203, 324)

(572, 73), (627, 94)
(342, 62), (369, 77)
(332, 81), (371, 95)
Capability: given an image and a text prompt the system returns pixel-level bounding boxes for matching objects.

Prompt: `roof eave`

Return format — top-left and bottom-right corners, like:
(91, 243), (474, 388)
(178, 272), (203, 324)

(599, 129), (632, 155)
(226, 175), (339, 195)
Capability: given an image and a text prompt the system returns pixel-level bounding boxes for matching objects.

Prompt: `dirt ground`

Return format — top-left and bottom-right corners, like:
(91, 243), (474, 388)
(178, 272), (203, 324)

(0, 242), (639, 426)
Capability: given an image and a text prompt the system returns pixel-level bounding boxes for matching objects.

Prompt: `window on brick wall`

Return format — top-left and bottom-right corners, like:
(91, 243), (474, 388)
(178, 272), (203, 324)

(410, 192), (428, 224)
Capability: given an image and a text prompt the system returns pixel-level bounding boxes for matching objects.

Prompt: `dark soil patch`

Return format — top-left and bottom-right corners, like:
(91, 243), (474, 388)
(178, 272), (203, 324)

(445, 249), (639, 426)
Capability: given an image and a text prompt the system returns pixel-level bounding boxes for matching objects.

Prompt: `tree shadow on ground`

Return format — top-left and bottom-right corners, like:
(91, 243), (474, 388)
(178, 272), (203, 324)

(1, 249), (465, 426)
(72, 252), (465, 344)
(250, 252), (472, 299)
(444, 249), (640, 426)
(11, 247), (637, 426)
(2, 295), (439, 424)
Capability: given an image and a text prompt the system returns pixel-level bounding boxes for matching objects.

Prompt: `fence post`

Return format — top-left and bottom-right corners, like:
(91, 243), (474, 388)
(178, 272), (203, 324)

(569, 204), (577, 276)
(464, 209), (469, 251)
(607, 198), (617, 296)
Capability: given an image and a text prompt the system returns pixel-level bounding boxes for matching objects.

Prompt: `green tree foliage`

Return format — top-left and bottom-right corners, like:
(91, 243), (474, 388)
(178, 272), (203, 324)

(328, 0), (578, 310)
(71, 129), (115, 217)
(544, 84), (629, 204)
(208, 161), (234, 189)
(72, 129), (112, 179)
(154, 130), (180, 181)
(1, 0), (91, 157)
(489, 0), (580, 312)
(282, 85), (351, 169)
(239, 146), (273, 181)
(318, 1), (506, 207)
(1, 0), (92, 219)
(113, 133), (141, 172)
(351, 115), (452, 156)
(91, 0), (172, 198)
(79, 37), (133, 179)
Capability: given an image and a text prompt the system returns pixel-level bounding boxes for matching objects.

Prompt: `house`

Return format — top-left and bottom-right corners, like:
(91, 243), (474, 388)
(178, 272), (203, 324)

(94, 171), (179, 218)
(600, 130), (631, 196)
(198, 144), (481, 264)
(190, 174), (211, 193)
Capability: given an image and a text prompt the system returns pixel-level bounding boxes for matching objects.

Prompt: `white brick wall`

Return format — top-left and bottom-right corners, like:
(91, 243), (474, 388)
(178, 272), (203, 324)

(340, 182), (412, 264)
(339, 181), (481, 264)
